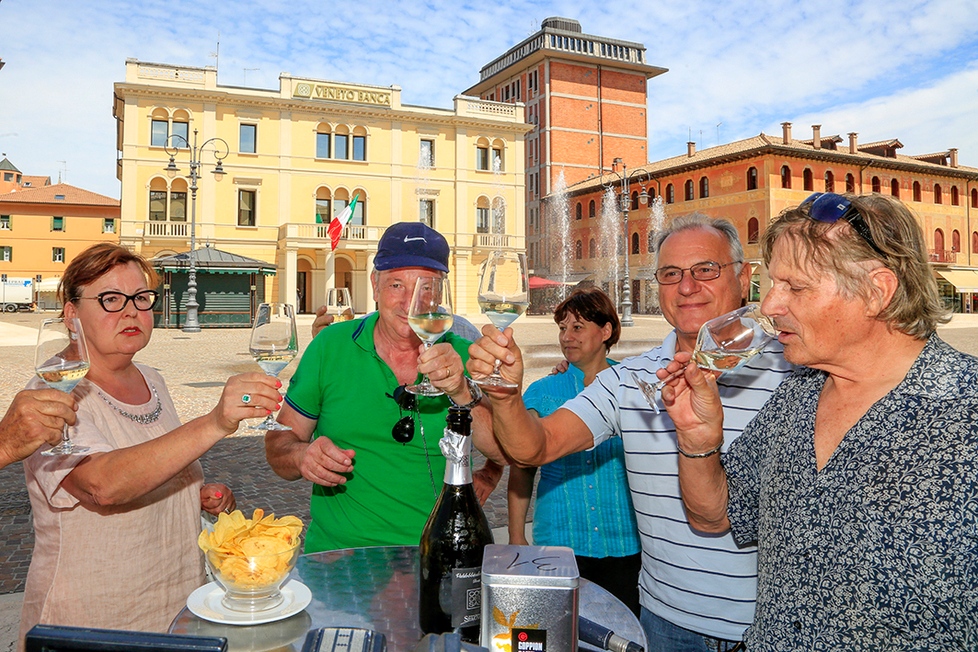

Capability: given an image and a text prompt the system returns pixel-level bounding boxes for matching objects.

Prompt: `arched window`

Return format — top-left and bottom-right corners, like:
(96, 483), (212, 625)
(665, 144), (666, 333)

(803, 168), (814, 191)
(588, 238), (596, 258)
(934, 184), (943, 204)
(168, 179), (187, 223)
(747, 217), (759, 244)
(575, 202), (582, 220)
(951, 186), (960, 206)
(647, 186), (656, 201)
(631, 232), (640, 255)
(913, 181), (922, 202)
(934, 228), (945, 255)
(684, 179), (694, 201)
(315, 187), (332, 224)
(871, 176), (881, 193)
(890, 178), (899, 198)
(631, 190), (639, 211)
(352, 126), (368, 161)
(952, 229), (961, 252)
(316, 124), (332, 159)
(973, 231), (978, 254)
(846, 173), (856, 193)
(575, 240), (583, 260)
(699, 176), (709, 198)
(665, 184), (675, 204)
(780, 165), (791, 189)
(747, 167), (758, 191)
(476, 196), (491, 233)
(588, 200), (596, 218)
(824, 171), (835, 193)
(973, 189), (978, 208)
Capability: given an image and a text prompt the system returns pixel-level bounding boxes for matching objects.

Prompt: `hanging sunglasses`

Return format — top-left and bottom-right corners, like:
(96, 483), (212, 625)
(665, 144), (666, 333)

(388, 384), (417, 444)
(802, 192), (886, 258)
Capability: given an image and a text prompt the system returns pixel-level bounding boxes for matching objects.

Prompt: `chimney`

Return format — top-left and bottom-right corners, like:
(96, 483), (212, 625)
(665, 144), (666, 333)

(812, 125), (821, 150)
(848, 132), (858, 154)
(949, 148), (958, 168)
(687, 141), (696, 157)
(781, 122), (792, 145)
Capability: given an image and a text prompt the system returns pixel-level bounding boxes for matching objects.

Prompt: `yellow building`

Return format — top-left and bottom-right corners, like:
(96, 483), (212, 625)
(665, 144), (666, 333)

(0, 175), (120, 302)
(113, 59), (530, 316)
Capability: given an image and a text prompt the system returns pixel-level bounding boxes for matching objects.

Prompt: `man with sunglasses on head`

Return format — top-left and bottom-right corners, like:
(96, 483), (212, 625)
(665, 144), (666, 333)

(266, 222), (504, 553)
(661, 193), (978, 650)
(467, 214), (792, 652)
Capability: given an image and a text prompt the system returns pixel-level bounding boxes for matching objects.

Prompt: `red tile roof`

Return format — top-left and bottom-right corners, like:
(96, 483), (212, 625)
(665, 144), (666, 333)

(0, 183), (118, 206)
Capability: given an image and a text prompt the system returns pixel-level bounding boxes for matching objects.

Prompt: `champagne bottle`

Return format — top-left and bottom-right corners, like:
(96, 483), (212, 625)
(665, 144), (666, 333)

(419, 406), (494, 643)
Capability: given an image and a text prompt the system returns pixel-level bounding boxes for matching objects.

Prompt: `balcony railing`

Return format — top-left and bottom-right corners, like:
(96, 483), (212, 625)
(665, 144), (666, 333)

(474, 233), (513, 249)
(144, 221), (189, 237)
(928, 249), (958, 263)
(281, 223), (373, 244)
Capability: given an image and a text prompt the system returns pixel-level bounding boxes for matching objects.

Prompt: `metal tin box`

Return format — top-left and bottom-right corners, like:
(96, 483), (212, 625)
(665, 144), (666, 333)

(480, 545), (579, 652)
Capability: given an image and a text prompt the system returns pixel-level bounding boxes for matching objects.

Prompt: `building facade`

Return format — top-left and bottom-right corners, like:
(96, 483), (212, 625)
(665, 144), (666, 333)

(561, 123), (978, 312)
(0, 169), (120, 294)
(113, 59), (530, 316)
(463, 18), (666, 279)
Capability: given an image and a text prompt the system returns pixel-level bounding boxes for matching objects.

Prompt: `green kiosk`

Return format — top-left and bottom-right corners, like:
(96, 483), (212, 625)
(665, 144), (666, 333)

(151, 248), (276, 328)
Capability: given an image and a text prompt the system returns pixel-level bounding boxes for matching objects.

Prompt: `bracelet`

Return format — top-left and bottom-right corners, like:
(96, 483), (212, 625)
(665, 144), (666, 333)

(449, 377), (484, 410)
(677, 440), (723, 459)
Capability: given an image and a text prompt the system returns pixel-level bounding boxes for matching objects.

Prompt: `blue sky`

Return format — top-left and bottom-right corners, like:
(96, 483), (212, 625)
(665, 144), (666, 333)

(1, 0), (977, 198)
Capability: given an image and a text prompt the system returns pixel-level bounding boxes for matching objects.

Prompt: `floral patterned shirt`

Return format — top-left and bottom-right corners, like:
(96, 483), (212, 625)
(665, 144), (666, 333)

(724, 334), (978, 651)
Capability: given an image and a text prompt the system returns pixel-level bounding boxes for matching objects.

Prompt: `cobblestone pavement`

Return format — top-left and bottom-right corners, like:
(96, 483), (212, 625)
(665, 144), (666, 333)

(0, 311), (670, 595)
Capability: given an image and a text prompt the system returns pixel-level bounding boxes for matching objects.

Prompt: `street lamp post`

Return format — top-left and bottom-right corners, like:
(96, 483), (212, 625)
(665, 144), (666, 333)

(164, 129), (229, 333)
(603, 158), (652, 327)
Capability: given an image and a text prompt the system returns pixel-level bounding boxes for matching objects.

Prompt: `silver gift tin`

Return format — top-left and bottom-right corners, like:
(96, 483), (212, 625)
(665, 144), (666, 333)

(480, 544), (579, 652)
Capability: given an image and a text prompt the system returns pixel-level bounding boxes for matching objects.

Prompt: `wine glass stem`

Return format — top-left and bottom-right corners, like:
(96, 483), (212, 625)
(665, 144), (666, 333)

(654, 361), (692, 391)
(61, 424), (71, 446)
(420, 342), (432, 386)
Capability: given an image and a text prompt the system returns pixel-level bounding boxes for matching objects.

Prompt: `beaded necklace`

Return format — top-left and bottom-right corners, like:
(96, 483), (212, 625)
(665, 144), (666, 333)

(95, 381), (163, 425)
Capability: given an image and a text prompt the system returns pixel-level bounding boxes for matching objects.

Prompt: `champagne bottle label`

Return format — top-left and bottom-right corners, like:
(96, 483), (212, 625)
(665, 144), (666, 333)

(451, 566), (482, 628)
(439, 429), (472, 485)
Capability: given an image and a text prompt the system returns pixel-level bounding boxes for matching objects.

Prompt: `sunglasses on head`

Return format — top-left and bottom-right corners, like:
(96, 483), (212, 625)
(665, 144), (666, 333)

(388, 385), (417, 444)
(802, 192), (886, 258)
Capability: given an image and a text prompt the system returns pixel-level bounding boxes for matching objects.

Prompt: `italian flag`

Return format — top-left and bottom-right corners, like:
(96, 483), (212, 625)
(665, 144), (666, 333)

(328, 194), (360, 251)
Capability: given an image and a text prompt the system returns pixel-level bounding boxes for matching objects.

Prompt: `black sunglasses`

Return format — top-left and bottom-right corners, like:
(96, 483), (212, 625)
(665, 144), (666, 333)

(387, 385), (417, 444)
(802, 192), (886, 258)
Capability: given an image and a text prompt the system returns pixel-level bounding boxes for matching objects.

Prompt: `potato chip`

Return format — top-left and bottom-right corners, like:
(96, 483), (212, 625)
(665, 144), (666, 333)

(198, 509), (304, 591)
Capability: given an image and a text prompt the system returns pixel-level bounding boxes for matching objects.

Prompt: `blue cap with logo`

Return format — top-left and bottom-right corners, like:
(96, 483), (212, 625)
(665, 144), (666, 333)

(374, 222), (449, 273)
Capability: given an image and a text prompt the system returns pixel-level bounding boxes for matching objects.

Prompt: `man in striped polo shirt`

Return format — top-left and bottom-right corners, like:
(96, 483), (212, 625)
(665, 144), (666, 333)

(467, 214), (793, 652)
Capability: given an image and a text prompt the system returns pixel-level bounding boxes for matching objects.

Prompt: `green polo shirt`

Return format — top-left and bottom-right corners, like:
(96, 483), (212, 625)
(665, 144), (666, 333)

(285, 312), (471, 552)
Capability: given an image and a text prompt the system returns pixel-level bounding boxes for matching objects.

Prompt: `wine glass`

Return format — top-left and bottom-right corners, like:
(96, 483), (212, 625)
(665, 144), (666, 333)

(633, 304), (778, 414)
(247, 303), (298, 431)
(474, 251), (529, 388)
(325, 287), (354, 323)
(405, 276), (454, 396)
(35, 317), (91, 456)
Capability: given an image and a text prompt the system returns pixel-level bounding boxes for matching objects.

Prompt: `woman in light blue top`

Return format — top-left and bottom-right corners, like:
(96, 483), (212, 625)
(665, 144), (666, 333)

(507, 288), (641, 614)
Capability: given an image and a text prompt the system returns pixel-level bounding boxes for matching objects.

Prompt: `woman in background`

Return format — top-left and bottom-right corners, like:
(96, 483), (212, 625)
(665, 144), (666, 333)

(507, 288), (641, 614)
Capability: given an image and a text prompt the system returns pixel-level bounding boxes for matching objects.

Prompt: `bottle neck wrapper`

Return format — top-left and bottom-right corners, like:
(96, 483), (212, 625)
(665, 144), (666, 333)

(440, 429), (472, 485)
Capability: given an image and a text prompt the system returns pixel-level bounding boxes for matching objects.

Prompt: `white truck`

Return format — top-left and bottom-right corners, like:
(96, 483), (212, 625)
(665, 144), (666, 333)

(0, 277), (34, 312)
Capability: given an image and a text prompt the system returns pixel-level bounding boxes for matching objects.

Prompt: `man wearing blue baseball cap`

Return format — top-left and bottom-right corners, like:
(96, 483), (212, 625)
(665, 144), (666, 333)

(266, 222), (503, 552)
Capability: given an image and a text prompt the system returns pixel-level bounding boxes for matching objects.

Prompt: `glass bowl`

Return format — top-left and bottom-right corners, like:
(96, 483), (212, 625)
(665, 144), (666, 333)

(205, 540), (301, 612)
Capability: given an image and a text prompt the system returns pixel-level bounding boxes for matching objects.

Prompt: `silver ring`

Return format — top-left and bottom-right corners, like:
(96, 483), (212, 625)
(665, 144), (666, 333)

(241, 394), (251, 404)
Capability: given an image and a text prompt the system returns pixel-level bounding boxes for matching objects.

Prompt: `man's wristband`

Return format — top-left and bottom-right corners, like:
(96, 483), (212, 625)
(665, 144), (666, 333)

(677, 440), (723, 459)
(449, 377), (484, 410)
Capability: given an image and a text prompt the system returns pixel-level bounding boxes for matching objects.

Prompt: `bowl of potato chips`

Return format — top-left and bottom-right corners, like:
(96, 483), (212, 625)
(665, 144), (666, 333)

(198, 508), (304, 612)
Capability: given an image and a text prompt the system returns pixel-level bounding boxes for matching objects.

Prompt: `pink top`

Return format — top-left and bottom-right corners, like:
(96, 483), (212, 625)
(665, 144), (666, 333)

(20, 364), (204, 642)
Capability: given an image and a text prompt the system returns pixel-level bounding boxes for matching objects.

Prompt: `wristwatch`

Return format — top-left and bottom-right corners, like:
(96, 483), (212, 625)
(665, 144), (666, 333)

(449, 377), (484, 410)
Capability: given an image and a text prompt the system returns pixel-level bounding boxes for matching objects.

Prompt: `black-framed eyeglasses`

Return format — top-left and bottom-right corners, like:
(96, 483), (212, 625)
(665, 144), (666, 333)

(74, 290), (160, 313)
(802, 192), (886, 257)
(654, 261), (741, 285)
(388, 385), (417, 444)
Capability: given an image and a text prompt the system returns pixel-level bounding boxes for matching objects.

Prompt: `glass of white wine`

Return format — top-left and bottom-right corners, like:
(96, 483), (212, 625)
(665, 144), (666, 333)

(35, 317), (91, 456)
(406, 276), (454, 396)
(633, 304), (777, 414)
(325, 287), (354, 323)
(474, 250), (529, 388)
(247, 303), (298, 431)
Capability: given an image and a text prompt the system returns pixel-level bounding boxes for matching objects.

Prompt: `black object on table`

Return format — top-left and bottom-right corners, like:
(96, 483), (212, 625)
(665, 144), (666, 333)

(170, 546), (647, 652)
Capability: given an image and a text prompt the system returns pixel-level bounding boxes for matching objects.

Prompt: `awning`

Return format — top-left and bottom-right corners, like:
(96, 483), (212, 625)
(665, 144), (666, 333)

(529, 276), (576, 289)
(937, 270), (978, 293)
(151, 248), (277, 276)
(36, 277), (61, 292)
